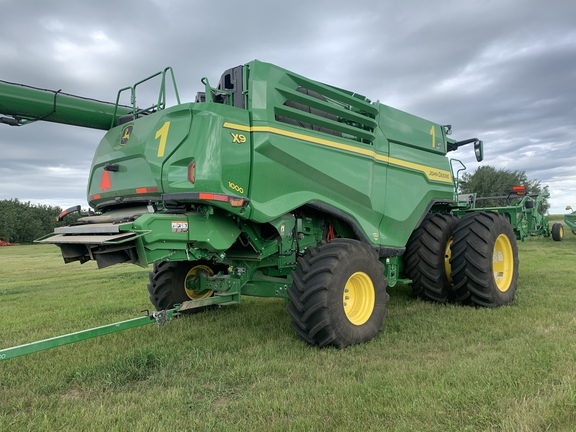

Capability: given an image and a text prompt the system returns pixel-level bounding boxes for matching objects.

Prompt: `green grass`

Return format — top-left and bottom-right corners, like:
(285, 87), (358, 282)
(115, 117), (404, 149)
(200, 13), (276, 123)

(2, 235), (576, 431)
(547, 213), (566, 223)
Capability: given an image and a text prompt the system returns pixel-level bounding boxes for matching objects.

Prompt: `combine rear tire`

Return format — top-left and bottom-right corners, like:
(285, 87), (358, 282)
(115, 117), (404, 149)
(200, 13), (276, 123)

(405, 213), (459, 303)
(552, 223), (564, 241)
(287, 239), (389, 348)
(147, 261), (222, 311)
(450, 212), (519, 307)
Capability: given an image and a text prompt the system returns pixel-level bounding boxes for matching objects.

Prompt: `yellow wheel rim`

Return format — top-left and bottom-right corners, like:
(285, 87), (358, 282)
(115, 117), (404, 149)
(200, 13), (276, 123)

(560, 226), (564, 238)
(184, 265), (214, 300)
(343, 272), (375, 325)
(444, 236), (454, 283)
(493, 234), (514, 292)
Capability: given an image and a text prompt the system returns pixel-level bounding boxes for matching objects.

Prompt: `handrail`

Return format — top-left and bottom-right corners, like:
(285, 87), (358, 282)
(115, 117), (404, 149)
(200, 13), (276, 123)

(111, 67), (181, 127)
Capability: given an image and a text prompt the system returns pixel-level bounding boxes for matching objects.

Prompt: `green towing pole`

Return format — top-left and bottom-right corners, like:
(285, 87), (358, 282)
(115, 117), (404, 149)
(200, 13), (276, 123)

(0, 309), (178, 361)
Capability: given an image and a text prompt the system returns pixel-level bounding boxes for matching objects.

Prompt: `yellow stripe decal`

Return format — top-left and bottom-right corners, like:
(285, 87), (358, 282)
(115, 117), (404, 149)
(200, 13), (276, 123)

(223, 122), (453, 183)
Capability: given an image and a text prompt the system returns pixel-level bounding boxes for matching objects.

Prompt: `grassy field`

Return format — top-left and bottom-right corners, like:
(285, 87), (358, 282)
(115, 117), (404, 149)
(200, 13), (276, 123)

(1, 231), (576, 431)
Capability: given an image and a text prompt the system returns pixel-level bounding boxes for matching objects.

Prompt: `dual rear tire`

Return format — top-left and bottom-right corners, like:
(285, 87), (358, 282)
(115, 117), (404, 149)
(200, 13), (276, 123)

(406, 212), (519, 308)
(405, 213), (458, 303)
(450, 212), (519, 307)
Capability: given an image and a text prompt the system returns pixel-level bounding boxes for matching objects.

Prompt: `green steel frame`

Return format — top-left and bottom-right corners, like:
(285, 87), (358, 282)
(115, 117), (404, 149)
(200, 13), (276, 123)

(565, 206), (576, 234)
(456, 189), (554, 241)
(0, 309), (179, 361)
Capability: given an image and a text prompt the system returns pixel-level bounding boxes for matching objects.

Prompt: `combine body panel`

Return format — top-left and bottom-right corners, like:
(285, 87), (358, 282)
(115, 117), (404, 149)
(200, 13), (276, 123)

(79, 61), (455, 260)
(3, 60), (521, 351)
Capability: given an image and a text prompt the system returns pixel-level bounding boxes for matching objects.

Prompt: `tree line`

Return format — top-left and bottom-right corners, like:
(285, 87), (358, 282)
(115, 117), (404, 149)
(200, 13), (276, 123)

(0, 199), (80, 244)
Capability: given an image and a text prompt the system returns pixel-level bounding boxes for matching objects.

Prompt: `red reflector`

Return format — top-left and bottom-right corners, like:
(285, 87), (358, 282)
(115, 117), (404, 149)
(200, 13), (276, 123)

(198, 193), (228, 202)
(136, 187), (159, 194)
(91, 194), (101, 200)
(100, 170), (111, 191)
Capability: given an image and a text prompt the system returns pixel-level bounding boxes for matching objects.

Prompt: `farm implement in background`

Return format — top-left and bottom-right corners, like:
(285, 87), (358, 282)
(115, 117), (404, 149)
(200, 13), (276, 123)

(565, 206), (576, 235)
(456, 186), (563, 242)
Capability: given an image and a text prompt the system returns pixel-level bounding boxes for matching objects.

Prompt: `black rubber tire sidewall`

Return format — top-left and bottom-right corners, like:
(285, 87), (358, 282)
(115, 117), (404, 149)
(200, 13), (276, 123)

(551, 223), (564, 241)
(147, 261), (222, 311)
(325, 242), (388, 347)
(288, 239), (388, 348)
(451, 212), (519, 307)
(405, 213), (458, 303)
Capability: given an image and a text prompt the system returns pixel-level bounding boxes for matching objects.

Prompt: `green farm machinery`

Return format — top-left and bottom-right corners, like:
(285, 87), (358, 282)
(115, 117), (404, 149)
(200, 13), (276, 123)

(1, 60), (520, 358)
(565, 206), (576, 235)
(457, 186), (564, 241)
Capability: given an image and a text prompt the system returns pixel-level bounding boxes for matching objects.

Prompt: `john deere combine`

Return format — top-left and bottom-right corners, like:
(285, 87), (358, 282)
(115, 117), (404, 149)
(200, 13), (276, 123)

(0, 60), (519, 355)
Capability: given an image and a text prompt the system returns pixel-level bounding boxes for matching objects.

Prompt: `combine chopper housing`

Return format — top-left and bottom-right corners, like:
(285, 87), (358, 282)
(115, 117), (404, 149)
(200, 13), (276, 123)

(0, 60), (519, 351)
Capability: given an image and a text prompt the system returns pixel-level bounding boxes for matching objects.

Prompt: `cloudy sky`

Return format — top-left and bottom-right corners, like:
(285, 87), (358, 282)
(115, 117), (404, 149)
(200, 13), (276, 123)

(1, 0), (575, 214)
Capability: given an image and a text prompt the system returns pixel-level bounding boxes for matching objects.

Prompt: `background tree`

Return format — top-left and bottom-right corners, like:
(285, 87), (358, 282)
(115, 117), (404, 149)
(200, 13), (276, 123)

(0, 199), (82, 244)
(459, 166), (549, 213)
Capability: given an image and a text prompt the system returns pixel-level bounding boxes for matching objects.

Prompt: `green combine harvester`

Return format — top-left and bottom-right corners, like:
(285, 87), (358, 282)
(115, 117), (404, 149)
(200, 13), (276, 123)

(0, 60), (519, 358)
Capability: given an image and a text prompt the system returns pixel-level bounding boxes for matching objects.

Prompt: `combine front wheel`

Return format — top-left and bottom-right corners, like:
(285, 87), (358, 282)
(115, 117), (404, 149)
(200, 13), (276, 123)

(287, 239), (389, 348)
(450, 212), (519, 307)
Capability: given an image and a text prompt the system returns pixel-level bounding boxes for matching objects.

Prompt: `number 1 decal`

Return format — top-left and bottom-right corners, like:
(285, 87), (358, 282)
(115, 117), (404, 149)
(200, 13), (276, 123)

(155, 121), (171, 157)
(429, 125), (436, 149)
